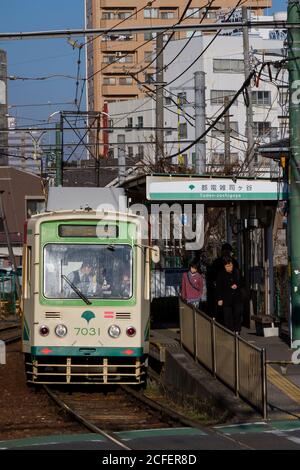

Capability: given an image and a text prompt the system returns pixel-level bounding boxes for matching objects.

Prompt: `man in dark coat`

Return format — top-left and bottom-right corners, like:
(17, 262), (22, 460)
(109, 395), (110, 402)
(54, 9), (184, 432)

(216, 256), (242, 333)
(207, 242), (239, 322)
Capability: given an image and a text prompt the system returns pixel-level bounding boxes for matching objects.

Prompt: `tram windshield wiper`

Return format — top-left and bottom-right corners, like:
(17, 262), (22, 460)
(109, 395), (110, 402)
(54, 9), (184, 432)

(61, 274), (92, 305)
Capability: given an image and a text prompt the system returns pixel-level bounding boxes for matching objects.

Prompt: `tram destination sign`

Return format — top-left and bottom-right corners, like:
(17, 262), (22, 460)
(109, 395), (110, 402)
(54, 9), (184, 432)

(146, 176), (286, 201)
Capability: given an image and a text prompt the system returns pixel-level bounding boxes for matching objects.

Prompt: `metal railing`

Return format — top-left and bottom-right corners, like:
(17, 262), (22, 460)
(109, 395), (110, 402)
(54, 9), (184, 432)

(179, 298), (267, 419)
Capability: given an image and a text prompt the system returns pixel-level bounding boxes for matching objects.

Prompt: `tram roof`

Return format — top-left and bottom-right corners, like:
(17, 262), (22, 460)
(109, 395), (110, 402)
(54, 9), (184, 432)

(46, 187), (126, 212)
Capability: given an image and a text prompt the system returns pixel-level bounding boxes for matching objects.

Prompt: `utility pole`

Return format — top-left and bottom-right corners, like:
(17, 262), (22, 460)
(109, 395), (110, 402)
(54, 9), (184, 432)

(243, 6), (256, 327)
(96, 114), (101, 187)
(177, 95), (183, 165)
(155, 33), (164, 164)
(194, 71), (206, 174)
(117, 134), (126, 185)
(224, 95), (232, 243)
(224, 95), (231, 173)
(242, 6), (255, 176)
(55, 122), (62, 186)
(288, 0), (300, 343)
(0, 192), (21, 301)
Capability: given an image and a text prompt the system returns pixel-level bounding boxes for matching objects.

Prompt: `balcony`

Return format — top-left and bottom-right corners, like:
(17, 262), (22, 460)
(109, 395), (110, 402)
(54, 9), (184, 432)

(101, 39), (139, 52)
(102, 83), (140, 96)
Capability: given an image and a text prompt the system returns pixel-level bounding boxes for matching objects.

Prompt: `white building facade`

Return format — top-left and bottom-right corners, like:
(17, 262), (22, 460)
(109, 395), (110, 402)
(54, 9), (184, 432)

(107, 21), (288, 176)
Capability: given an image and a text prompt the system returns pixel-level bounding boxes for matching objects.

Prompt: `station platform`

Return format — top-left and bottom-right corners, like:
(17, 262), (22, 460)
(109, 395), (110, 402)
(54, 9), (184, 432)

(149, 325), (300, 422)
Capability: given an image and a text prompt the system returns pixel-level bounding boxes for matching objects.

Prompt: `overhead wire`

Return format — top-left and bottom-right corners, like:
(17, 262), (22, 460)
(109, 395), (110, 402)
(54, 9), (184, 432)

(163, 0), (246, 88)
(135, 0), (195, 74)
(77, 0), (159, 111)
(163, 68), (256, 161)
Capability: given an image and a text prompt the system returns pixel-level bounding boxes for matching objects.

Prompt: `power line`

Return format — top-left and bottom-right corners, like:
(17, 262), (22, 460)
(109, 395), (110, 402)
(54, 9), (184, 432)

(164, 0), (245, 88)
(77, 0), (159, 111)
(163, 69), (256, 161)
(0, 21), (292, 40)
(136, 0), (195, 74)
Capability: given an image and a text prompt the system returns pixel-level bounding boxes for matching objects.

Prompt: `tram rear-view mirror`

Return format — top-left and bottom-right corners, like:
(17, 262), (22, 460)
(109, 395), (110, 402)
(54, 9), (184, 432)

(151, 245), (160, 264)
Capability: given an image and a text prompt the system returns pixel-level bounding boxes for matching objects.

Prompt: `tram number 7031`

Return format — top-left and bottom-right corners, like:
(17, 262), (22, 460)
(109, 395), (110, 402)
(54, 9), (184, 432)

(74, 327), (101, 336)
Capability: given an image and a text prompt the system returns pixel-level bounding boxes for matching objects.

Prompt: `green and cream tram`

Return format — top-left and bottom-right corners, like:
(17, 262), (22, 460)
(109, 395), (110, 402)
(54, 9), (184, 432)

(22, 209), (154, 385)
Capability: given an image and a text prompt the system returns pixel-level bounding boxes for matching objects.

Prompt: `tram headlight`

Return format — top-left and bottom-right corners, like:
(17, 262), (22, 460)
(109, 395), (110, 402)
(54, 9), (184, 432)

(126, 326), (136, 337)
(108, 324), (121, 338)
(55, 324), (68, 338)
(39, 325), (50, 337)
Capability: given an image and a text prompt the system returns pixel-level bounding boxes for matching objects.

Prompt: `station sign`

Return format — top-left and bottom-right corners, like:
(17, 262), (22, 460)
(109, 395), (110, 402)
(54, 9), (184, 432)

(146, 176), (286, 201)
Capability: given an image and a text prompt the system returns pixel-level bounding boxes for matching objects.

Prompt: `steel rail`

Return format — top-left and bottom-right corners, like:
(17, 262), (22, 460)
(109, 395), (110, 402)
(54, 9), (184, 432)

(129, 369), (255, 450)
(42, 385), (132, 451)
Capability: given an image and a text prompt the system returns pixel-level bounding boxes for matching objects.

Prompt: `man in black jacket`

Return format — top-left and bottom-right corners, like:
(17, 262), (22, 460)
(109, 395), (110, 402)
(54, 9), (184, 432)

(216, 256), (242, 333)
(207, 242), (238, 322)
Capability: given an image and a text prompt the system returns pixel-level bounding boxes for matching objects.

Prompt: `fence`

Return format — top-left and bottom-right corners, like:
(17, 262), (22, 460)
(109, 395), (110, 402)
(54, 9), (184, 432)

(179, 298), (267, 419)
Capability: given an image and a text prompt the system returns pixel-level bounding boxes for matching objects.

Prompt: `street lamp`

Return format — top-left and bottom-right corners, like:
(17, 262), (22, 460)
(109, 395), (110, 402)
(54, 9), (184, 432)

(25, 130), (47, 176)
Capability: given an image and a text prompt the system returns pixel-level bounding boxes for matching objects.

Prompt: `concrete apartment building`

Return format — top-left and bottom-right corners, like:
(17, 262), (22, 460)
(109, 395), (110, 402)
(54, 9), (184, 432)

(107, 21), (287, 176)
(85, 0), (271, 113)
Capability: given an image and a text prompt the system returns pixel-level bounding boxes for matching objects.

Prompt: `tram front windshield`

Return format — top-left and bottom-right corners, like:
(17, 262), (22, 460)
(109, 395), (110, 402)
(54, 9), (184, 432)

(43, 244), (133, 300)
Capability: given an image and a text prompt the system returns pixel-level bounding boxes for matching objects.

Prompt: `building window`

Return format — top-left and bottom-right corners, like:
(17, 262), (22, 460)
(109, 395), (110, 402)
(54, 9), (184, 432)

(279, 89), (289, 106)
(179, 122), (187, 139)
(102, 10), (134, 20)
(211, 90), (237, 106)
(128, 146), (133, 159)
(144, 51), (153, 63)
(279, 118), (289, 137)
(137, 145), (144, 158)
(212, 152), (225, 165)
(103, 53), (134, 64)
(211, 121), (239, 138)
(126, 117), (133, 129)
(102, 33), (134, 42)
(253, 122), (277, 138)
(137, 116), (144, 128)
(213, 59), (244, 73)
(160, 9), (177, 19)
(103, 55), (116, 64)
(144, 32), (156, 40)
(251, 90), (271, 106)
(206, 10), (218, 19)
(119, 77), (132, 85)
(144, 8), (158, 18)
(111, 53), (133, 63)
(103, 77), (116, 85)
(185, 8), (201, 18)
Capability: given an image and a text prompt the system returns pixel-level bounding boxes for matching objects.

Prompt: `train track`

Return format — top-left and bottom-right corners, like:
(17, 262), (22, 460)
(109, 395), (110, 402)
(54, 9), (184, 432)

(43, 380), (254, 450)
(43, 382), (200, 450)
(0, 324), (21, 344)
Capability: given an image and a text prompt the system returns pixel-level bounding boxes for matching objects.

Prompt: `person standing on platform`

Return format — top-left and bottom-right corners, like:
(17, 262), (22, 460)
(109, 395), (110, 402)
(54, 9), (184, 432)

(207, 242), (239, 322)
(216, 256), (242, 333)
(181, 262), (204, 308)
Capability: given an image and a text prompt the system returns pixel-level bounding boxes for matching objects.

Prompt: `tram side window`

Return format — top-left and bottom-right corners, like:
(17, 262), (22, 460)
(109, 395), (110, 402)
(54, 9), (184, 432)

(43, 244), (133, 300)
